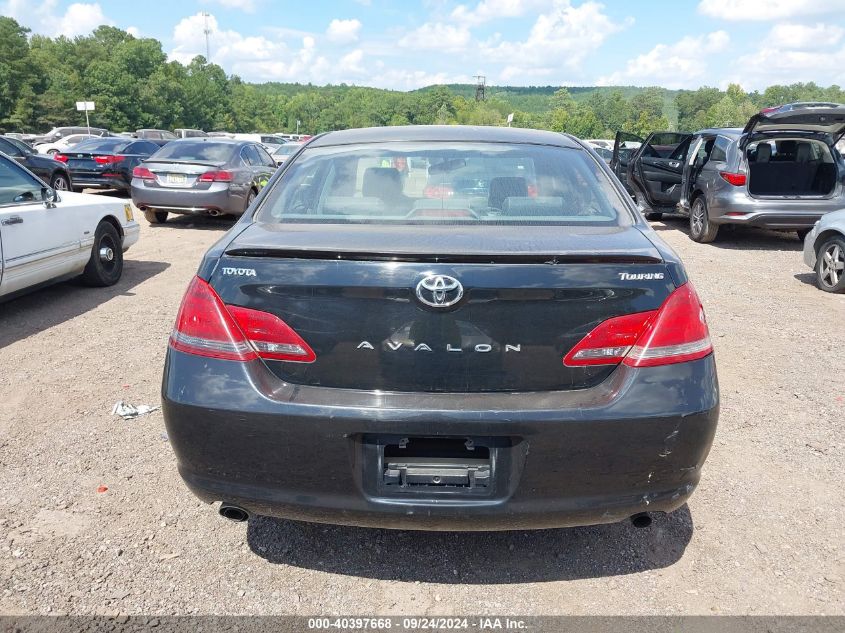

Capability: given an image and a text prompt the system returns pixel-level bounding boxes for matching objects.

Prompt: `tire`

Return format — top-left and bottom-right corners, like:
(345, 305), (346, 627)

(47, 149), (58, 155)
(796, 228), (811, 242)
(815, 235), (845, 293)
(51, 172), (70, 191)
(244, 189), (257, 213)
(689, 196), (720, 243)
(645, 212), (663, 221)
(143, 209), (168, 224)
(81, 221), (123, 287)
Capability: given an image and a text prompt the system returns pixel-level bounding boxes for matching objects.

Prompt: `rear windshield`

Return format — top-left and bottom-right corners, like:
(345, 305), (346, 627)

(273, 144), (301, 156)
(72, 138), (130, 153)
(149, 141), (235, 162)
(257, 142), (631, 226)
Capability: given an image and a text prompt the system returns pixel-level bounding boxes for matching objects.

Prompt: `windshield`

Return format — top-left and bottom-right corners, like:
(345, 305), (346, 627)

(72, 138), (131, 153)
(258, 142), (631, 226)
(149, 141), (235, 162)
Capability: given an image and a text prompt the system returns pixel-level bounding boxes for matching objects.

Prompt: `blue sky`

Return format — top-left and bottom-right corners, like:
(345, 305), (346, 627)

(3, 0), (845, 90)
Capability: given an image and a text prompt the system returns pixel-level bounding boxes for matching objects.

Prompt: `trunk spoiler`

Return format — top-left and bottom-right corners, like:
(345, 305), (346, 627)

(224, 247), (663, 265)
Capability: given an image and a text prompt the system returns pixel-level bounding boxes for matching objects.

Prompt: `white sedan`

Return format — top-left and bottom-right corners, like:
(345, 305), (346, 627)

(803, 208), (845, 293)
(0, 154), (139, 300)
(35, 134), (100, 155)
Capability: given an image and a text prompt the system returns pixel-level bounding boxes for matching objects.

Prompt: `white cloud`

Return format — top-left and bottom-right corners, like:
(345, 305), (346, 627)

(211, 0), (257, 11)
(598, 31), (729, 88)
(126, 26), (141, 38)
(0, 0), (113, 37)
(481, 1), (630, 81)
(767, 22), (844, 50)
(326, 18), (362, 44)
(450, 0), (550, 26)
(725, 23), (845, 89)
(398, 23), (472, 52)
(698, 0), (845, 21)
(169, 13), (374, 84)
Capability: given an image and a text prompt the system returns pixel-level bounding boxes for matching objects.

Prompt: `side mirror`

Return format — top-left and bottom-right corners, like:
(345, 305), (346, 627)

(41, 186), (58, 208)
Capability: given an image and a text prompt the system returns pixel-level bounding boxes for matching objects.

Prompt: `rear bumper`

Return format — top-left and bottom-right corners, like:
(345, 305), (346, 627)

(162, 351), (719, 531)
(709, 190), (845, 229)
(131, 183), (241, 215)
(70, 173), (129, 191)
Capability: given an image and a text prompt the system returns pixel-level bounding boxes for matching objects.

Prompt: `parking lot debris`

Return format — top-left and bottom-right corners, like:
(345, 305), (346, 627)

(112, 401), (160, 420)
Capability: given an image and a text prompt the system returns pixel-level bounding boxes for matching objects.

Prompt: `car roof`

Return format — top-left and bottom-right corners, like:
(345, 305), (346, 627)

(308, 125), (581, 148)
(167, 137), (244, 145)
(693, 128), (743, 138)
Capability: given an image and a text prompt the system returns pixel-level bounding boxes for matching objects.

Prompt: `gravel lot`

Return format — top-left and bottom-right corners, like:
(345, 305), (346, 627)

(0, 199), (842, 616)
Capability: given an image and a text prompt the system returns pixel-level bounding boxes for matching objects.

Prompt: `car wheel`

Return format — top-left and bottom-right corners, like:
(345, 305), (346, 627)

(815, 235), (845, 293)
(47, 149), (58, 155)
(81, 221), (123, 287)
(51, 173), (70, 191)
(245, 189), (257, 213)
(796, 228), (811, 242)
(143, 209), (168, 224)
(689, 196), (719, 243)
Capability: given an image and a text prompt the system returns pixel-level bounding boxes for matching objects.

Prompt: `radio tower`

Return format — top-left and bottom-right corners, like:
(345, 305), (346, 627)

(474, 75), (486, 102)
(201, 12), (212, 62)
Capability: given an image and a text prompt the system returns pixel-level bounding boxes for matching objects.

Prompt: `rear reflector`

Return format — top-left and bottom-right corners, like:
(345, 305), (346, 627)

(170, 276), (315, 363)
(719, 171), (746, 186)
(564, 283), (712, 368)
(198, 170), (233, 182)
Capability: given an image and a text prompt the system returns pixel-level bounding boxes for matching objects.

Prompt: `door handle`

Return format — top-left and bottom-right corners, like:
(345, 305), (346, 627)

(669, 161), (681, 169)
(1, 216), (23, 226)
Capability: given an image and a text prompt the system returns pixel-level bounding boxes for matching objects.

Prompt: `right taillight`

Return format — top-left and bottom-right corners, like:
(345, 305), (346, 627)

(198, 170), (233, 182)
(564, 283), (712, 368)
(54, 154), (69, 163)
(169, 276), (316, 363)
(719, 171), (746, 186)
(423, 184), (454, 198)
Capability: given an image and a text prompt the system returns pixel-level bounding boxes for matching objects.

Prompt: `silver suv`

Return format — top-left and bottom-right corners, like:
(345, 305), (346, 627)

(612, 103), (845, 243)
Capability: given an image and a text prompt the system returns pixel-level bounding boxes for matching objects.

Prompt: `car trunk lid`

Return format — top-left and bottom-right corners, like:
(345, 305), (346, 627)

(141, 160), (227, 188)
(742, 103), (845, 144)
(204, 223), (675, 393)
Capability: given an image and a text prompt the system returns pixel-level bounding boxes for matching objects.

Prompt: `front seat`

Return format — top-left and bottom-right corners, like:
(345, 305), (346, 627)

(362, 167), (409, 210)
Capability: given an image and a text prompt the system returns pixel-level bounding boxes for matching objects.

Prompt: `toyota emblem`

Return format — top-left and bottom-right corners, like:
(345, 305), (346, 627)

(415, 275), (464, 308)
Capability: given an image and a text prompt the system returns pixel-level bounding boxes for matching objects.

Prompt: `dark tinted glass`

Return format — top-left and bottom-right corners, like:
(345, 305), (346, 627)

(149, 141), (236, 162)
(258, 142), (631, 226)
(72, 138), (131, 153)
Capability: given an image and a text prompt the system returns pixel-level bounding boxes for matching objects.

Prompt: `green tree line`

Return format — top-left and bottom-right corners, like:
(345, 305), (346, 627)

(2, 17), (845, 138)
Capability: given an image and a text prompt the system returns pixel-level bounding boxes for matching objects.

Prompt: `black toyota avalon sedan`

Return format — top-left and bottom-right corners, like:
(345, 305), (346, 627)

(163, 126), (719, 531)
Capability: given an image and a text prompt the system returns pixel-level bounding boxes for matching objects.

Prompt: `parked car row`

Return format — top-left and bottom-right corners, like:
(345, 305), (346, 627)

(605, 101), (845, 293)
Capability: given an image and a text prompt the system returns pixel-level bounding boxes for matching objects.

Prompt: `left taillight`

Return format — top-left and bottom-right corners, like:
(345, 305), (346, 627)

(169, 276), (315, 363)
(564, 283), (712, 368)
(133, 166), (155, 180)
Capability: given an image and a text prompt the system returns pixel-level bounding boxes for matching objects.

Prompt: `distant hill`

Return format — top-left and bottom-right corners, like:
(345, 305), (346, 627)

(413, 84), (680, 125)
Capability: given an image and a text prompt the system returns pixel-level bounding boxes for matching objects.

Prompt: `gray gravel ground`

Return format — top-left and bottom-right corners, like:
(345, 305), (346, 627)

(0, 205), (842, 616)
